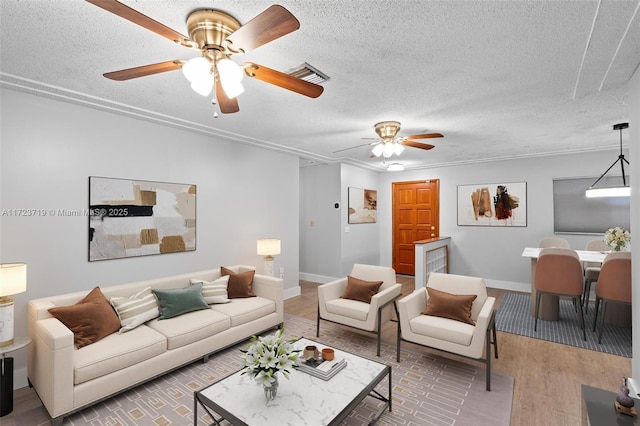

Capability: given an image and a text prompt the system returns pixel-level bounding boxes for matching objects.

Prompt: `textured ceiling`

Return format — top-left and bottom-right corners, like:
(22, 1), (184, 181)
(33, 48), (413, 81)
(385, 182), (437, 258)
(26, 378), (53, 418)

(1, 0), (639, 171)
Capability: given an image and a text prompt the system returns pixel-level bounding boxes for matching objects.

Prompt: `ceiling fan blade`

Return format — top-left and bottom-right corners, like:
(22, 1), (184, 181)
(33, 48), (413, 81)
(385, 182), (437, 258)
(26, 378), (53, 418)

(103, 60), (185, 81)
(333, 142), (377, 154)
(243, 63), (324, 98)
(225, 5), (300, 54)
(402, 140), (435, 150)
(86, 0), (193, 46)
(405, 133), (444, 139)
(215, 79), (240, 113)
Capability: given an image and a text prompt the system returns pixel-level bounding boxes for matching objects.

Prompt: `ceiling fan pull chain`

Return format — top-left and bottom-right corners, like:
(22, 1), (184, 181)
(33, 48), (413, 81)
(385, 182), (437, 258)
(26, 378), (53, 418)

(211, 71), (220, 118)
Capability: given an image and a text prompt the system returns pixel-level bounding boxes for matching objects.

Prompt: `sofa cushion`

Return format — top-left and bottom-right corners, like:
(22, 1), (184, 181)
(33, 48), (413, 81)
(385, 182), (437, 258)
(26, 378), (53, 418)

(48, 287), (121, 348)
(146, 309), (231, 350)
(210, 296), (276, 327)
(410, 314), (475, 346)
(342, 276), (383, 303)
(110, 287), (160, 333)
(325, 298), (370, 321)
(190, 275), (230, 304)
(74, 325), (166, 385)
(152, 283), (210, 319)
(221, 267), (256, 298)
(424, 287), (477, 325)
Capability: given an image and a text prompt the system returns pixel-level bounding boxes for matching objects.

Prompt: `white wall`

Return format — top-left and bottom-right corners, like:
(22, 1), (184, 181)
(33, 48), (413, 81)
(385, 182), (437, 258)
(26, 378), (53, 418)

(299, 163), (341, 279)
(339, 164), (380, 276)
(0, 88), (300, 387)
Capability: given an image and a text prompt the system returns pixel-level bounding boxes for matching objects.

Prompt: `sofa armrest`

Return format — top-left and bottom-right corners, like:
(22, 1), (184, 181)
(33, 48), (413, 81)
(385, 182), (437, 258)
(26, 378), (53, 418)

(252, 274), (284, 323)
(29, 317), (75, 418)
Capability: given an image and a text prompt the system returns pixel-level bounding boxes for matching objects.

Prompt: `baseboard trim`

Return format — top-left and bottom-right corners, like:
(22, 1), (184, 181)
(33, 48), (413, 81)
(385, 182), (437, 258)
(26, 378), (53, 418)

(299, 272), (337, 284)
(485, 279), (530, 293)
(284, 285), (301, 300)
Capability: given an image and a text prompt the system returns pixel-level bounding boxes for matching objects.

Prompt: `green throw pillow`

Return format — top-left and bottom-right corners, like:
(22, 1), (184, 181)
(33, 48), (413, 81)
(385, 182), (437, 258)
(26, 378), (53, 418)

(152, 283), (210, 319)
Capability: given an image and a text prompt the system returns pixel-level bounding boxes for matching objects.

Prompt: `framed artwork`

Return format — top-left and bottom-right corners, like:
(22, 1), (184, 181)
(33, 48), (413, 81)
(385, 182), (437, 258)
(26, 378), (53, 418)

(457, 182), (527, 227)
(348, 187), (377, 224)
(89, 176), (196, 261)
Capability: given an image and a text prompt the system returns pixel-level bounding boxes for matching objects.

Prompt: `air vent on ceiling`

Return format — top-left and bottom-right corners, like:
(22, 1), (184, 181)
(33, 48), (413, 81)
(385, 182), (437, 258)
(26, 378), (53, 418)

(287, 62), (330, 84)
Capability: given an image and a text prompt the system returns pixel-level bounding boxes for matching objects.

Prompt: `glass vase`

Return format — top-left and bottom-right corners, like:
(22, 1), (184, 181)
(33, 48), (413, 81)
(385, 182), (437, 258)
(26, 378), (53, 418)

(263, 375), (278, 402)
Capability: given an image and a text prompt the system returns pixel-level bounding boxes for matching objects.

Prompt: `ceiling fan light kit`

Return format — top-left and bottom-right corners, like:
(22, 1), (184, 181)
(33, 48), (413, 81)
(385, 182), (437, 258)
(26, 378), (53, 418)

(387, 163), (404, 171)
(585, 122), (630, 198)
(366, 121), (443, 159)
(86, 0), (323, 115)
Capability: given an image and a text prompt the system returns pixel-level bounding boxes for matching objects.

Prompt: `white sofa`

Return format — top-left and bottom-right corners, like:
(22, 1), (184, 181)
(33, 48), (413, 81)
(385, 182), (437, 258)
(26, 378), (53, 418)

(27, 265), (283, 424)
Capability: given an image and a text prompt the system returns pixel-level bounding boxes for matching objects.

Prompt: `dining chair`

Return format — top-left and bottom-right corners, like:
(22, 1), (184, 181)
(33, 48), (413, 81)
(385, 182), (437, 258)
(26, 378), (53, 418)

(534, 248), (586, 341)
(538, 237), (570, 249)
(592, 252), (632, 343)
(582, 239), (609, 312)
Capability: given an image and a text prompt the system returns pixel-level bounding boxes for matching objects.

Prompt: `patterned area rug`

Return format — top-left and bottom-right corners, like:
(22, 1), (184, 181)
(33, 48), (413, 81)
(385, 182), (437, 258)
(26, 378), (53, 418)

(13, 314), (513, 426)
(496, 292), (632, 357)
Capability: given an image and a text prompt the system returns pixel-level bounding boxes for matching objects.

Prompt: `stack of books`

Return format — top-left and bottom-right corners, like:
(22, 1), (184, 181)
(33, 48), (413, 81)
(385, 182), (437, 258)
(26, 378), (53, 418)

(297, 357), (347, 381)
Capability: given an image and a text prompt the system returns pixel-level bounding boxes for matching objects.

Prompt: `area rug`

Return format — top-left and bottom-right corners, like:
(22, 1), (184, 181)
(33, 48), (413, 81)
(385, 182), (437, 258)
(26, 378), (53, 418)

(495, 292), (632, 358)
(13, 315), (514, 426)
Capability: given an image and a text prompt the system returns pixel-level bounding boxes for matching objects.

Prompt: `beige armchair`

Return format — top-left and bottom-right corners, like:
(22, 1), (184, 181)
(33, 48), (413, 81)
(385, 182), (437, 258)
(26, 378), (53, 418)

(397, 273), (498, 390)
(317, 264), (402, 360)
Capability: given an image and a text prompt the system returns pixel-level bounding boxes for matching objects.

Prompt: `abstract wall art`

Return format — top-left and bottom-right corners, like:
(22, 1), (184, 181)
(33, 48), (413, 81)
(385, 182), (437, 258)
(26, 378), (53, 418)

(89, 176), (196, 261)
(457, 182), (526, 227)
(348, 187), (377, 224)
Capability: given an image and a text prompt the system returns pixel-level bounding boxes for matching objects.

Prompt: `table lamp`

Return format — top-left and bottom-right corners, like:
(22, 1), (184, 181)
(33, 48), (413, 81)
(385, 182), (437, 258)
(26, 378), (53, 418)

(257, 239), (280, 277)
(0, 263), (27, 347)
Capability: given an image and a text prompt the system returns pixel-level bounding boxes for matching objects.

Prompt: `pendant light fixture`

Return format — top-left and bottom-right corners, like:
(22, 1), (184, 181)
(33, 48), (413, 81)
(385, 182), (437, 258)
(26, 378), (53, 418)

(585, 123), (630, 198)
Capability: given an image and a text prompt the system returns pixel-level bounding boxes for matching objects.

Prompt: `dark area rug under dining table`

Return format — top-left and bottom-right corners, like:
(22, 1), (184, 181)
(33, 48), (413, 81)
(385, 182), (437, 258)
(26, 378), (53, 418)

(495, 292), (632, 358)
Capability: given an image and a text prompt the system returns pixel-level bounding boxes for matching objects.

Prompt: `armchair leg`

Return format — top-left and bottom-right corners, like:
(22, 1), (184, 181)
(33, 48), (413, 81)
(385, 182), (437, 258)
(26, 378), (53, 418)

(492, 316), (499, 359)
(376, 306), (382, 357)
(316, 303), (320, 338)
(485, 320), (492, 391)
(395, 301), (401, 362)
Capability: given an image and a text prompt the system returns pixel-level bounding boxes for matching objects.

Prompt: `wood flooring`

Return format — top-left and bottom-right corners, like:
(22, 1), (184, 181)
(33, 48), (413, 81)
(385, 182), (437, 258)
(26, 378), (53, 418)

(8, 276), (632, 426)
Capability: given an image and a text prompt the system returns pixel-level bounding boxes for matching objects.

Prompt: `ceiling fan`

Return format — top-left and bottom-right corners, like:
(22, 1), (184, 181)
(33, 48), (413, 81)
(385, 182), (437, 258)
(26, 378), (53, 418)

(334, 121), (443, 158)
(85, 0), (324, 115)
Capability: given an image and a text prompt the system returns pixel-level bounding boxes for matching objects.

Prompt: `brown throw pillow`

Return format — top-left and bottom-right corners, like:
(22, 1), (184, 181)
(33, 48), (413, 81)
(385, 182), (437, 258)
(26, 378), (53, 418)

(341, 276), (383, 304)
(48, 287), (121, 348)
(423, 287), (477, 325)
(221, 267), (256, 298)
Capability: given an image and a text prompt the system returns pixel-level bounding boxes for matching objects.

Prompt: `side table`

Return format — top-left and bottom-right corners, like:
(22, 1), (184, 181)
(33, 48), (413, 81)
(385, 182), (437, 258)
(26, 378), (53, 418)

(1, 336), (32, 417)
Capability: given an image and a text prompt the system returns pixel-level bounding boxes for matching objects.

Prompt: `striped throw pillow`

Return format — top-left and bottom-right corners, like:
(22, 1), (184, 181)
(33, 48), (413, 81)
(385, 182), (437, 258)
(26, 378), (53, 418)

(190, 275), (230, 304)
(110, 287), (160, 333)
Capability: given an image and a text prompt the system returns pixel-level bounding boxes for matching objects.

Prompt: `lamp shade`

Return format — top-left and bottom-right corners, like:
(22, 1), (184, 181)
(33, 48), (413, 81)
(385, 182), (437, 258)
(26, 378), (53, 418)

(0, 263), (27, 297)
(257, 239), (281, 256)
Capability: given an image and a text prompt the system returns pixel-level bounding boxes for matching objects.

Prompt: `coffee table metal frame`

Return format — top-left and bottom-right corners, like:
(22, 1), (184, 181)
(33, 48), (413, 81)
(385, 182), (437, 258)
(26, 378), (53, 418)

(194, 337), (392, 426)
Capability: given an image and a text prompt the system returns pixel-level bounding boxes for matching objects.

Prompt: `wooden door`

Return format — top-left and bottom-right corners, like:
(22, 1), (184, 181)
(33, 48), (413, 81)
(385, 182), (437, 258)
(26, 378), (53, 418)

(392, 180), (440, 275)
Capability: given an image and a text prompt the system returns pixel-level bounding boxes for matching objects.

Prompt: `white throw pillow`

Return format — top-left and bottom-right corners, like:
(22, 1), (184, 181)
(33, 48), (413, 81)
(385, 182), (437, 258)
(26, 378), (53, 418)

(110, 287), (160, 333)
(190, 275), (230, 304)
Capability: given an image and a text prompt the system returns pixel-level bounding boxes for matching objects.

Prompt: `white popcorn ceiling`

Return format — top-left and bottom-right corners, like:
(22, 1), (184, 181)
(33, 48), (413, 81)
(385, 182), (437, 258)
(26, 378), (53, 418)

(1, 0), (639, 171)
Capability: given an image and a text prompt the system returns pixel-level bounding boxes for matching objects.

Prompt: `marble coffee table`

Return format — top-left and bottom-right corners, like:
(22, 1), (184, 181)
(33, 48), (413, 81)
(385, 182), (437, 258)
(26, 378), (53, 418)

(194, 337), (392, 425)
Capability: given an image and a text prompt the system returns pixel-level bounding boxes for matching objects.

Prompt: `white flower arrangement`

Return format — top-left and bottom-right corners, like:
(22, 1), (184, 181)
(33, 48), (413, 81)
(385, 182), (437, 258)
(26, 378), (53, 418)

(240, 328), (300, 387)
(604, 227), (631, 252)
